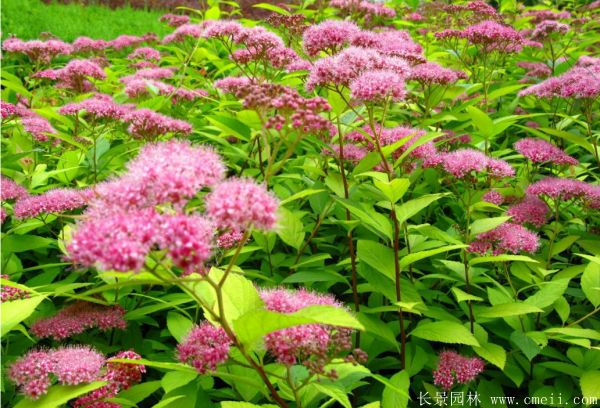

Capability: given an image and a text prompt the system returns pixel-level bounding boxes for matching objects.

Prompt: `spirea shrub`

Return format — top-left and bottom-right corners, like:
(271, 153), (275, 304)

(1, 1), (599, 407)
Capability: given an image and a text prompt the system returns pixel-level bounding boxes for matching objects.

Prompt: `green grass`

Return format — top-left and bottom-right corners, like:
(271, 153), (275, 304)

(1, 0), (170, 42)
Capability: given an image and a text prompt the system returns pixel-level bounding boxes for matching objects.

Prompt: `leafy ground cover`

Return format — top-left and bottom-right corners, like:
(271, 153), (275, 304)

(1, 0), (168, 41)
(1, 1), (600, 408)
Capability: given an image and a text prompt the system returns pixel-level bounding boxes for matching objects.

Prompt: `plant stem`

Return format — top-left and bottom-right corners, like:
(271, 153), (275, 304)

(462, 188), (475, 333)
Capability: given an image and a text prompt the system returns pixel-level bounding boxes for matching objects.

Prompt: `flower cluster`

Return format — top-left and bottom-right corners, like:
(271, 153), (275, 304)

(9, 346), (105, 399)
(122, 108), (192, 139)
(409, 62), (467, 85)
(330, 0), (396, 24)
(507, 195), (550, 227)
(73, 351), (145, 408)
(350, 69), (406, 102)
(436, 20), (527, 53)
(435, 149), (514, 179)
(13, 106), (58, 142)
(2, 37), (73, 63)
(1, 275), (30, 303)
(527, 177), (600, 209)
(433, 351), (485, 390)
(34, 59), (106, 93)
(13, 188), (90, 219)
(519, 58), (600, 99)
(259, 288), (362, 375)
(514, 138), (578, 166)
(177, 322), (232, 373)
(31, 301), (126, 340)
(1, 176), (29, 201)
(160, 13), (191, 28)
(127, 47), (161, 61)
(469, 222), (540, 255)
(59, 93), (132, 121)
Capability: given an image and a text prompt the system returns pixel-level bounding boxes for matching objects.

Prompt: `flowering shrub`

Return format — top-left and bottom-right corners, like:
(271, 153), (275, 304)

(1, 1), (600, 407)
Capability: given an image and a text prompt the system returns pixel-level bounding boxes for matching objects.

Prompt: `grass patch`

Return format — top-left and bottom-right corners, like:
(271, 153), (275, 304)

(1, 0), (169, 41)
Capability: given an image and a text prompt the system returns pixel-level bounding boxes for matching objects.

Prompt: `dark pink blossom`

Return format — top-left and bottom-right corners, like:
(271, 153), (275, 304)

(2, 38), (73, 63)
(469, 222), (540, 255)
(13, 188), (89, 219)
(123, 109), (192, 139)
(1, 275), (29, 303)
(514, 138), (578, 166)
(433, 351), (484, 390)
(160, 13), (191, 27)
(177, 322), (232, 373)
(350, 69), (406, 102)
(507, 195), (549, 227)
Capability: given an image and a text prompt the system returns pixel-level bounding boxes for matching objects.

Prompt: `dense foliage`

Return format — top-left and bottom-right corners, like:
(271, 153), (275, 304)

(1, 1), (600, 407)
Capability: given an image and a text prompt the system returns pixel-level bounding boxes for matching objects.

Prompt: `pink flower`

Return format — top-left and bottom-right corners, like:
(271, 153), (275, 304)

(73, 351), (145, 408)
(50, 346), (105, 385)
(437, 149), (514, 179)
(520, 58), (600, 99)
(259, 288), (354, 369)
(177, 322), (232, 373)
(1, 101), (17, 119)
(302, 20), (361, 56)
(108, 35), (145, 50)
(507, 195), (549, 227)
(214, 76), (251, 94)
(160, 13), (191, 27)
(410, 62), (467, 85)
(59, 93), (132, 120)
(163, 24), (203, 44)
(514, 138), (578, 166)
(524, 9), (571, 24)
(350, 69), (406, 102)
(72, 37), (109, 53)
(217, 230), (244, 249)
(437, 20), (526, 53)
(517, 61), (552, 79)
(122, 67), (174, 82)
(67, 208), (161, 272)
(324, 143), (368, 164)
(206, 178), (278, 231)
(8, 350), (54, 399)
(34, 59), (106, 93)
(13, 188), (89, 219)
(202, 20), (244, 40)
(15, 107), (58, 142)
(531, 20), (570, 42)
(158, 214), (214, 275)
(433, 351), (484, 390)
(482, 191), (504, 205)
(1, 274), (30, 303)
(123, 108), (192, 139)
(127, 47), (161, 61)
(2, 38), (73, 63)
(469, 222), (540, 255)
(527, 177), (591, 201)
(31, 301), (126, 340)
(1, 176), (28, 201)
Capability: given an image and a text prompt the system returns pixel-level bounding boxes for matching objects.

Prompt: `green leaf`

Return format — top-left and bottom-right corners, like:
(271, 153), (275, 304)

(580, 371), (600, 399)
(524, 279), (570, 309)
(546, 328), (600, 341)
(466, 106), (493, 137)
(166, 312), (194, 343)
(161, 371), (197, 394)
(582, 262), (600, 308)
(1, 295), (45, 335)
(14, 382), (106, 408)
(118, 381), (162, 404)
(234, 305), (364, 348)
(252, 2), (291, 15)
(452, 287), (483, 302)
(400, 244), (466, 268)
(2, 235), (55, 253)
(311, 383), (351, 408)
(470, 255), (539, 265)
(478, 303), (543, 318)
(470, 216), (511, 236)
(382, 371), (410, 408)
(410, 321), (479, 346)
(336, 198), (392, 241)
(510, 331), (542, 361)
(373, 178), (410, 204)
(395, 194), (447, 225)
(276, 208), (305, 250)
(357, 240), (395, 280)
(208, 115), (251, 141)
(473, 342), (506, 369)
(279, 189), (325, 206)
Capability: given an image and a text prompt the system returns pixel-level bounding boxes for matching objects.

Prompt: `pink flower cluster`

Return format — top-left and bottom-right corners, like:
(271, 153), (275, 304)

(436, 20), (526, 53)
(530, 20), (570, 42)
(127, 47), (161, 61)
(527, 177), (600, 209)
(1, 274), (30, 302)
(1, 101), (17, 119)
(177, 322), (232, 373)
(160, 13), (191, 28)
(122, 108), (192, 139)
(1, 176), (29, 201)
(206, 178), (278, 231)
(469, 222), (540, 255)
(9, 346), (105, 399)
(516, 61), (552, 80)
(13, 188), (90, 219)
(350, 69), (406, 102)
(73, 351), (145, 408)
(217, 230), (244, 249)
(59, 93), (132, 121)
(218, 81), (334, 136)
(2, 37), (73, 63)
(519, 58), (600, 99)
(507, 195), (550, 227)
(409, 62), (467, 85)
(433, 351), (484, 390)
(514, 138), (578, 166)
(31, 301), (126, 340)
(162, 23), (203, 44)
(260, 288), (352, 368)
(524, 10), (571, 24)
(34, 59), (106, 93)
(330, 0), (396, 22)
(72, 37), (109, 54)
(13, 106), (58, 142)
(435, 149), (514, 179)
(482, 190), (504, 205)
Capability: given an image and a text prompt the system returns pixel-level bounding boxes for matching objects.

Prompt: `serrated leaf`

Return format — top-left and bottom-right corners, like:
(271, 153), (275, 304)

(470, 216), (511, 236)
(580, 371), (600, 399)
(410, 321), (479, 346)
(478, 303), (542, 318)
(14, 382), (106, 408)
(382, 371), (409, 408)
(582, 262), (600, 308)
